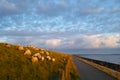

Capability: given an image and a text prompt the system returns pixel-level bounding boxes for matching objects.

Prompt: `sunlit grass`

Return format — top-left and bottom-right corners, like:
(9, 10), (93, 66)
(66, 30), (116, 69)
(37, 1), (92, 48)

(0, 43), (80, 80)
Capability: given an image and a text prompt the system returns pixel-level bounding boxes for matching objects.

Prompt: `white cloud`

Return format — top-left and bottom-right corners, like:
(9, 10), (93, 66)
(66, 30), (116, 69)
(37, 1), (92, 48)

(0, 0), (17, 11)
(0, 33), (120, 50)
(45, 39), (61, 47)
(83, 34), (120, 48)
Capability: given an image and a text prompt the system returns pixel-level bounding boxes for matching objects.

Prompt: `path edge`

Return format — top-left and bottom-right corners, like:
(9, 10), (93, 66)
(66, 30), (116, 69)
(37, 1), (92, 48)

(73, 55), (120, 80)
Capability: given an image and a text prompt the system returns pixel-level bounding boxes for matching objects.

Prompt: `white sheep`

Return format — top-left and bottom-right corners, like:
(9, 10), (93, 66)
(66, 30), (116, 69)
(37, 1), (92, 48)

(34, 48), (39, 51)
(46, 56), (51, 61)
(40, 48), (45, 51)
(38, 55), (42, 60)
(40, 51), (44, 54)
(16, 44), (21, 48)
(31, 57), (38, 63)
(5, 44), (11, 48)
(33, 53), (40, 57)
(24, 49), (31, 56)
(41, 56), (44, 61)
(28, 45), (35, 49)
(52, 58), (55, 62)
(29, 45), (32, 47)
(37, 55), (44, 61)
(18, 46), (24, 51)
(46, 52), (49, 56)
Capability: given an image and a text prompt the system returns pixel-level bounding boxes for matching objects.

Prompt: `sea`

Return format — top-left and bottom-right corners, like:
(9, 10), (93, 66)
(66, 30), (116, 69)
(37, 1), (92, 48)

(76, 50), (120, 65)
(58, 49), (120, 65)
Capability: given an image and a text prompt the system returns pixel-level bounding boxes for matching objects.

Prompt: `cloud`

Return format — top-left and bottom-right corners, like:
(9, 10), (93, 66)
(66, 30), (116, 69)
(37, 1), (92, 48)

(45, 39), (61, 47)
(0, 0), (120, 17)
(0, 0), (120, 54)
(76, 34), (120, 49)
(36, 1), (69, 16)
(0, 0), (38, 16)
(0, 13), (119, 37)
(0, 0), (18, 16)
(0, 0), (16, 10)
(0, 33), (120, 51)
(55, 34), (120, 49)
(0, 36), (62, 49)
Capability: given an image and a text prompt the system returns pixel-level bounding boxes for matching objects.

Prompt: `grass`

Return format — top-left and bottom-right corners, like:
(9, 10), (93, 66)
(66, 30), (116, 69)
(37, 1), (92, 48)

(61, 56), (80, 80)
(0, 43), (80, 80)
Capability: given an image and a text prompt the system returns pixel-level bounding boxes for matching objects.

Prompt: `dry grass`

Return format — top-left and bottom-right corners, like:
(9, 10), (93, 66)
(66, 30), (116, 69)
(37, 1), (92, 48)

(61, 55), (80, 80)
(0, 43), (80, 80)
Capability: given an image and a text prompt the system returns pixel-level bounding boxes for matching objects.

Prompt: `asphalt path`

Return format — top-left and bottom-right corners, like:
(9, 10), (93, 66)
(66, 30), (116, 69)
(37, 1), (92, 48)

(72, 56), (117, 80)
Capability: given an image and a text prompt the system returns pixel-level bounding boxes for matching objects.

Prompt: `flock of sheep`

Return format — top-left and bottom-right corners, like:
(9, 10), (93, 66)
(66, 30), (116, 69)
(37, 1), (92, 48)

(5, 44), (56, 63)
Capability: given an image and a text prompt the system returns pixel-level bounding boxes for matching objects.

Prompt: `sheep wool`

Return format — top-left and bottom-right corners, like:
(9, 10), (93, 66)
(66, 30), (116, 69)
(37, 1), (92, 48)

(24, 49), (31, 56)
(40, 51), (44, 54)
(16, 44), (21, 48)
(38, 55), (42, 60)
(52, 58), (55, 62)
(32, 57), (38, 63)
(34, 48), (39, 51)
(18, 46), (24, 51)
(46, 52), (49, 56)
(5, 44), (11, 48)
(33, 53), (40, 57)
(41, 56), (44, 61)
(46, 56), (51, 61)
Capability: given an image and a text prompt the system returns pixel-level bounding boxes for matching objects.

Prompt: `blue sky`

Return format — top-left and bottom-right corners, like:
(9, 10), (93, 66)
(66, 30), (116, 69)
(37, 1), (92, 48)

(0, 0), (120, 53)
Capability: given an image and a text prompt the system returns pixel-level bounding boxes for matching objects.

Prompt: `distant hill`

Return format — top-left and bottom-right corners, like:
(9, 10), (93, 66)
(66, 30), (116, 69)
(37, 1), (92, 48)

(0, 43), (80, 80)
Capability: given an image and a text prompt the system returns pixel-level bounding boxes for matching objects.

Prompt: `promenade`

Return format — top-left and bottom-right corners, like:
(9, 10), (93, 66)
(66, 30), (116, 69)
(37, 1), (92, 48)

(72, 56), (117, 80)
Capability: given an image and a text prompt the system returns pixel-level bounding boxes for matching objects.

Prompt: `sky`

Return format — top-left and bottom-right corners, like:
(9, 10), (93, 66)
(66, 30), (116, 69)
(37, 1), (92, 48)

(0, 0), (120, 54)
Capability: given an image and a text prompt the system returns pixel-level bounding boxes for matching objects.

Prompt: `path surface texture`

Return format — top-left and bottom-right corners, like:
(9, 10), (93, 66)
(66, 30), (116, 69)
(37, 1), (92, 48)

(72, 56), (117, 80)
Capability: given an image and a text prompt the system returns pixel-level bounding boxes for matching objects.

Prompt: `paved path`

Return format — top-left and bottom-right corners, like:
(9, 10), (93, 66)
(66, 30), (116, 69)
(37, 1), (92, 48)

(72, 56), (117, 80)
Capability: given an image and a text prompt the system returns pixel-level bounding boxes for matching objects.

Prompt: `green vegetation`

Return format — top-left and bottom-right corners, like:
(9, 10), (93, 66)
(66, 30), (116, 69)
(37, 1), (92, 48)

(0, 43), (80, 80)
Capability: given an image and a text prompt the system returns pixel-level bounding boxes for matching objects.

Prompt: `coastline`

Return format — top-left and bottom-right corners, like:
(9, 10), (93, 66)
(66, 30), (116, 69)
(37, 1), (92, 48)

(73, 55), (120, 80)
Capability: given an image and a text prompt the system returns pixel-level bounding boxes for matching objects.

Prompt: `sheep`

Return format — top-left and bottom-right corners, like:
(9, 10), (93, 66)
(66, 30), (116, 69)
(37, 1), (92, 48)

(27, 45), (32, 48)
(18, 46), (24, 51)
(46, 52), (49, 56)
(40, 51), (44, 54)
(33, 53), (40, 57)
(51, 58), (55, 62)
(40, 48), (45, 51)
(34, 48), (39, 51)
(46, 56), (51, 61)
(16, 44), (21, 48)
(41, 56), (44, 61)
(37, 55), (42, 60)
(37, 55), (44, 61)
(31, 57), (38, 63)
(27, 45), (36, 49)
(5, 44), (11, 48)
(24, 49), (31, 56)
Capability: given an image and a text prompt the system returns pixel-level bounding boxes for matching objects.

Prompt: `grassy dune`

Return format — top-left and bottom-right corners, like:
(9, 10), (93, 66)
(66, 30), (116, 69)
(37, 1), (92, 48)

(0, 43), (80, 80)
